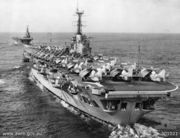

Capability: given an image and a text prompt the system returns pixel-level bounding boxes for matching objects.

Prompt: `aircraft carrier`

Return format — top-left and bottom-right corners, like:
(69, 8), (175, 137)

(21, 9), (178, 125)
(12, 26), (33, 45)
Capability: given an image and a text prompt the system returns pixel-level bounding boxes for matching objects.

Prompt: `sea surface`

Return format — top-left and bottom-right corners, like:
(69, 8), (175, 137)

(0, 33), (180, 138)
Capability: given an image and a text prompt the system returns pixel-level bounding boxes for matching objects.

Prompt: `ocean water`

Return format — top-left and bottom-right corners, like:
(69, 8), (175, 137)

(0, 33), (180, 138)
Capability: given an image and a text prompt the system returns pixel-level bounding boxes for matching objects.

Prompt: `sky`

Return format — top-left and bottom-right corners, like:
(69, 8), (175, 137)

(0, 0), (180, 33)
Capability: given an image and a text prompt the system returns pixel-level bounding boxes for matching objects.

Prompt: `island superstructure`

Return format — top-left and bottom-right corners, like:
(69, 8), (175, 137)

(22, 9), (178, 125)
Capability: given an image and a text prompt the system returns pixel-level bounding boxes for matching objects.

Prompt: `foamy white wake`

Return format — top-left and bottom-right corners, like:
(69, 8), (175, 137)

(13, 65), (21, 69)
(0, 79), (5, 85)
(109, 123), (165, 138)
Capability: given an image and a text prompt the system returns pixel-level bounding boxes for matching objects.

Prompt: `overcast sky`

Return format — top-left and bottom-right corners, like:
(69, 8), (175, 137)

(0, 0), (180, 33)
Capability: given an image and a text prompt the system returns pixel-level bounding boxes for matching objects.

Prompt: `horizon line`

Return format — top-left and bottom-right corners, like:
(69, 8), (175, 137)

(1, 32), (180, 34)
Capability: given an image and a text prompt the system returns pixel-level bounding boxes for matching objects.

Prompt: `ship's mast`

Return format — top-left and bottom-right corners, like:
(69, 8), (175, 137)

(26, 26), (31, 38)
(76, 8), (84, 35)
(137, 45), (141, 69)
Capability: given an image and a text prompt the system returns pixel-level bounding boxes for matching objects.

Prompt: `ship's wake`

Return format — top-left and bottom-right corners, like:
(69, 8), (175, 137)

(0, 79), (5, 85)
(109, 124), (164, 138)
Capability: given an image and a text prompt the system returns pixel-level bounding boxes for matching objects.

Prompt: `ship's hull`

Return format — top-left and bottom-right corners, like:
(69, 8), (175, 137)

(29, 68), (151, 125)
(13, 37), (33, 45)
